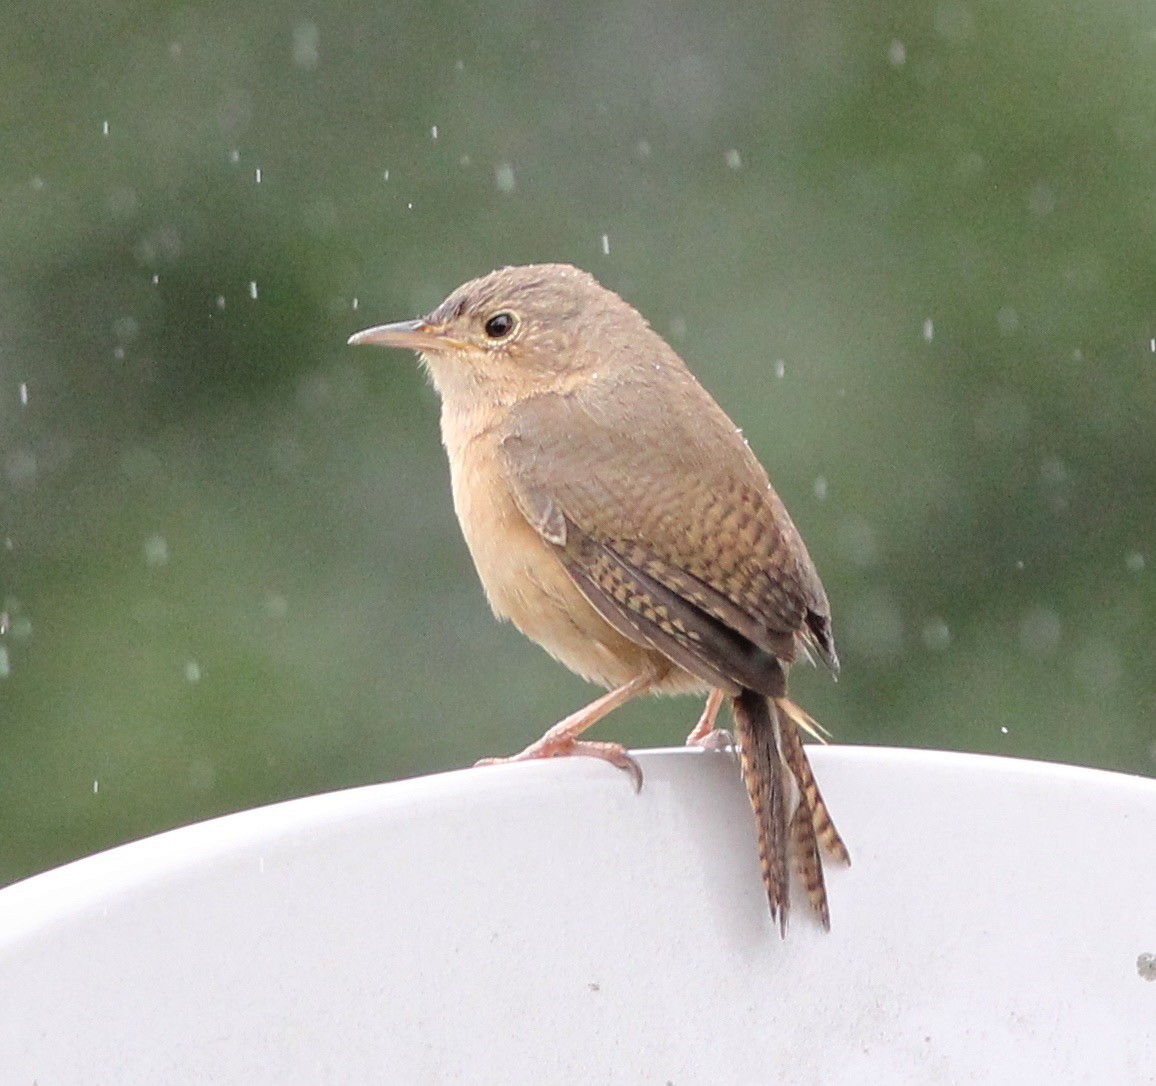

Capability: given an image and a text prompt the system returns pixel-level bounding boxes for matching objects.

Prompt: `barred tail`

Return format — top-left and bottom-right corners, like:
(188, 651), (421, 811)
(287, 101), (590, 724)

(731, 690), (851, 934)
(777, 697), (852, 866)
(731, 688), (790, 935)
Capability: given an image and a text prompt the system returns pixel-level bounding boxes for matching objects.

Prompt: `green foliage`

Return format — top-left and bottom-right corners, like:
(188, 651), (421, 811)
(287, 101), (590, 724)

(0, 0), (1152, 883)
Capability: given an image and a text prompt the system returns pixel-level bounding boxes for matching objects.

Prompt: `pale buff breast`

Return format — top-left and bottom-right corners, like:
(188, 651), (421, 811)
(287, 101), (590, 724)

(439, 403), (698, 693)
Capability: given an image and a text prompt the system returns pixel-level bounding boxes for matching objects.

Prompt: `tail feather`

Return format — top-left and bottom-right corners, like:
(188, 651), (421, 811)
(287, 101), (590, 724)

(731, 688), (790, 934)
(788, 794), (828, 930)
(777, 697), (851, 866)
(731, 689), (851, 933)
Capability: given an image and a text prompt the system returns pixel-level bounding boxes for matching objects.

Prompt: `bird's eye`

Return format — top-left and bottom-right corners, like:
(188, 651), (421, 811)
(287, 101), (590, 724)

(483, 312), (517, 339)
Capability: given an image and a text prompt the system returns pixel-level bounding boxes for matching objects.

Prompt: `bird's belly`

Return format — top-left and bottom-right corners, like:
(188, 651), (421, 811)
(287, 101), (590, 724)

(449, 440), (692, 691)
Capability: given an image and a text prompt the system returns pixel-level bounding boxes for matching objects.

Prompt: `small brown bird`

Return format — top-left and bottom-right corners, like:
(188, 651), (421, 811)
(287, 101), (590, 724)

(349, 264), (849, 931)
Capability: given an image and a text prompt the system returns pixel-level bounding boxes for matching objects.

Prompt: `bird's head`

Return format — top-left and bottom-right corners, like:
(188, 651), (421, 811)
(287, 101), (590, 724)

(348, 263), (655, 404)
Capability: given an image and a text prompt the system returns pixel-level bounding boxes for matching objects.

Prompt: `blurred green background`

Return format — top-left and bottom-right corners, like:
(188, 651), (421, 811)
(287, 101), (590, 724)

(1, 0), (1153, 886)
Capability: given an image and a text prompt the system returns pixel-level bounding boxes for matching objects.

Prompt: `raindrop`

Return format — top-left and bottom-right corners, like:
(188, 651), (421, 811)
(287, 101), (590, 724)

(1027, 182), (1056, 217)
(888, 40), (907, 66)
(922, 318), (934, 342)
(495, 163), (516, 194)
(382, 169), (390, 181)
(249, 281), (258, 300)
(1019, 606), (1061, 657)
(997, 306), (1020, 334)
(813, 476), (828, 500)
(255, 167), (262, 183)
(774, 360), (785, 379)
(430, 125), (438, 140)
(1074, 637), (1122, 691)
(143, 534), (169, 567)
(846, 591), (904, 663)
(921, 618), (950, 651)
(724, 149), (742, 170)
(184, 660), (202, 683)
(101, 120), (109, 136)
(600, 234), (610, 255)
(18, 383), (27, 406)
(837, 515), (878, 568)
(1124, 551), (1145, 573)
(1039, 456), (1067, 485)
(113, 316), (139, 341)
(5, 450), (37, 486)
(0, 647), (9, 678)
(291, 20), (320, 69)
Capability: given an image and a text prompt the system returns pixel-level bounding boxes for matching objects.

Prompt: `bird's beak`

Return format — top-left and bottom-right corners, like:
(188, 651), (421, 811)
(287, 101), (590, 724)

(347, 318), (464, 353)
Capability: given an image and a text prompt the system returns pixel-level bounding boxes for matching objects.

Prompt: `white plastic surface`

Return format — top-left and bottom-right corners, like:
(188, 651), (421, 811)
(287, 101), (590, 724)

(0, 746), (1153, 1084)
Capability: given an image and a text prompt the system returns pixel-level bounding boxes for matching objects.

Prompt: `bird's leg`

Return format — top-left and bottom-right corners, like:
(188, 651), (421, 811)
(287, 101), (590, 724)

(684, 688), (732, 750)
(475, 672), (654, 790)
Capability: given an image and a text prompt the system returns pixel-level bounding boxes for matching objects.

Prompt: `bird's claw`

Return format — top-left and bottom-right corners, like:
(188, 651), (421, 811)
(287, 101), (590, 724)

(475, 738), (643, 792)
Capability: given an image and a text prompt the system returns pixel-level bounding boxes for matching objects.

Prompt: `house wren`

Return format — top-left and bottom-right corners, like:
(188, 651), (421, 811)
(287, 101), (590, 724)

(349, 264), (849, 932)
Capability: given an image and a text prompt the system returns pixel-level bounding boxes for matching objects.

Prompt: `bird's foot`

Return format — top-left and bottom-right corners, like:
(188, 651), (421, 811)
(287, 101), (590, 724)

(476, 737), (643, 792)
(688, 728), (736, 752)
(684, 688), (727, 748)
